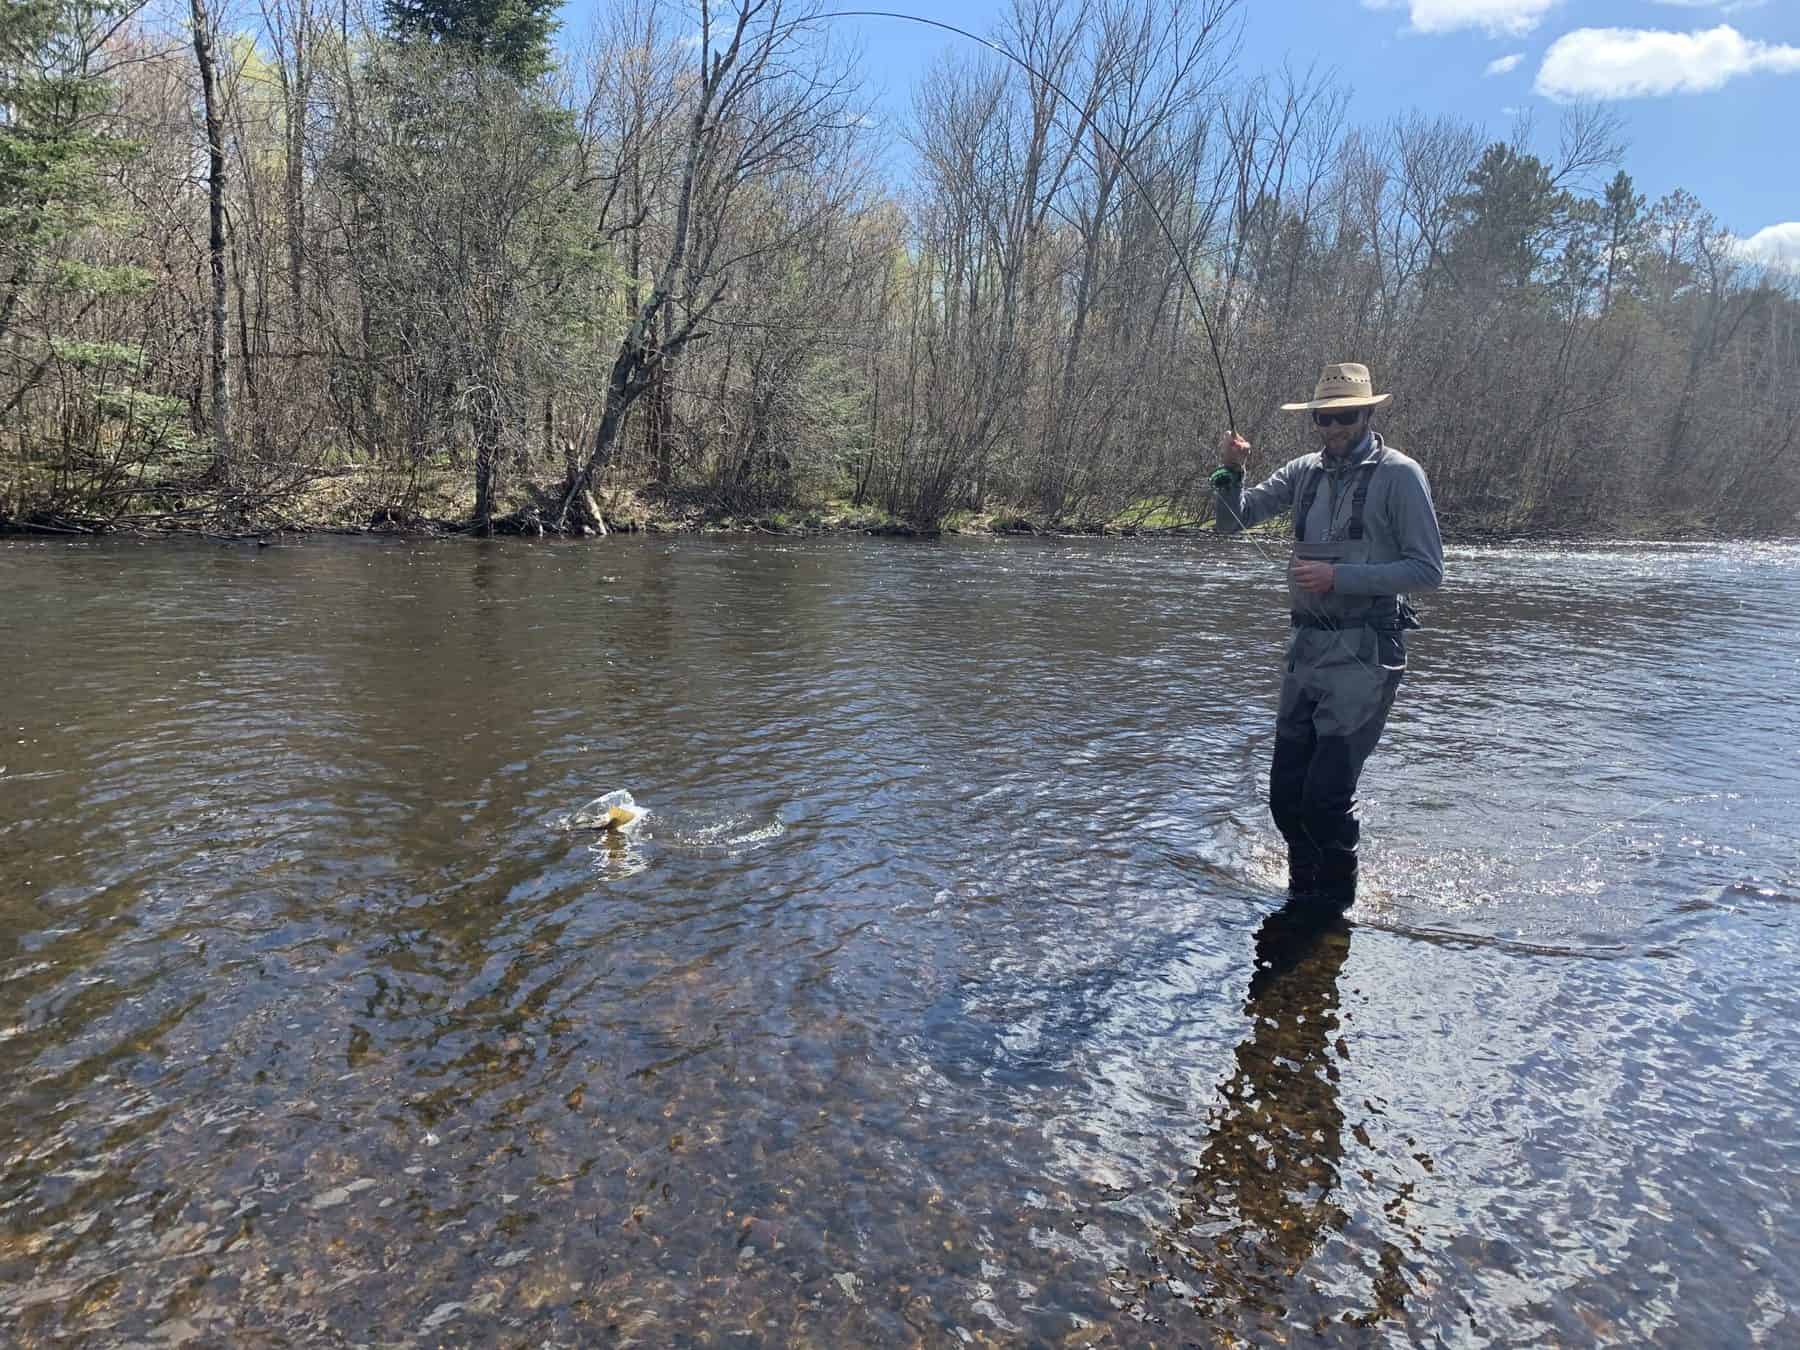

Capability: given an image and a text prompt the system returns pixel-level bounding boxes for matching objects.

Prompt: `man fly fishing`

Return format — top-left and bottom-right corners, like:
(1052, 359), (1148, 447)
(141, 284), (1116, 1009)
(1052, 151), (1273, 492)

(1211, 362), (1444, 909)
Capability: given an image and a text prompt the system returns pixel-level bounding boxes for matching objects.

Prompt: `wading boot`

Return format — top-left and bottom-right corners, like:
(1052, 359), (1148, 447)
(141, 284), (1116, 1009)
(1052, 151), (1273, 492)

(1316, 846), (1358, 911)
(1286, 855), (1323, 903)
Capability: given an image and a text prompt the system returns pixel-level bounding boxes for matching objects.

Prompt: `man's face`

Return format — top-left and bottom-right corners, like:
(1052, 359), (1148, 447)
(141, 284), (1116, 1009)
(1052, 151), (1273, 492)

(1313, 407), (1368, 458)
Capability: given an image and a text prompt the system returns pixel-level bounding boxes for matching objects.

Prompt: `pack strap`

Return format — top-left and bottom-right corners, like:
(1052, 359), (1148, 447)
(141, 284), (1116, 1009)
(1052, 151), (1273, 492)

(1294, 444), (1387, 542)
(1347, 454), (1379, 539)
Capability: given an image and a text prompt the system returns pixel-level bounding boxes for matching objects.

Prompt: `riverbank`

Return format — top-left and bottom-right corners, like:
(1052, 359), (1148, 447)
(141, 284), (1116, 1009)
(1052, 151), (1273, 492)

(5, 499), (1780, 546)
(2, 469), (1785, 544)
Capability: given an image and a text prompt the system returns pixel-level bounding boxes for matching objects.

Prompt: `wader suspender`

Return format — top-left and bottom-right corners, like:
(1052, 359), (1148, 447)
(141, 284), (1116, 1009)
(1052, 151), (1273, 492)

(1294, 445), (1387, 543)
(1291, 446), (1402, 630)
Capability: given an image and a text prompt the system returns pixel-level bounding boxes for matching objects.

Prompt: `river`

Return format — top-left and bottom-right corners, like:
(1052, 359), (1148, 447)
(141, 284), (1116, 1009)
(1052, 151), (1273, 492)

(2, 535), (1796, 1345)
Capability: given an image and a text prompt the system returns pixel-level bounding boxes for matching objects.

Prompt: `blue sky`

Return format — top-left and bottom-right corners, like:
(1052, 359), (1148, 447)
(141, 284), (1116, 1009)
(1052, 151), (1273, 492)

(1261, 0), (1798, 258)
(559, 1), (1800, 268)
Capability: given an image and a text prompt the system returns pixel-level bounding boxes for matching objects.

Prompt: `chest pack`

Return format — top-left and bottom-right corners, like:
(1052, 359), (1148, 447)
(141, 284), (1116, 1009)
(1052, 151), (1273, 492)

(1294, 445), (1386, 543)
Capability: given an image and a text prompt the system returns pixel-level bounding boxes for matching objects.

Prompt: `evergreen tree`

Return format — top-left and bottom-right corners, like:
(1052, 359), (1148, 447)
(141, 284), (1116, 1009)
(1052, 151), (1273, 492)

(1597, 169), (1646, 315)
(2, 1), (142, 362)
(379, 0), (561, 80)
(328, 45), (599, 529)
(1444, 142), (1570, 293)
(1, 1), (167, 466)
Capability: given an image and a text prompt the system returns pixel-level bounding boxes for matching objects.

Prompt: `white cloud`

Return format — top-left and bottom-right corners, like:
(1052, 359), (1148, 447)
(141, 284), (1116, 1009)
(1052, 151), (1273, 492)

(1484, 53), (1523, 76)
(1733, 222), (1800, 272)
(1363, 0), (1560, 37)
(1535, 25), (1800, 99)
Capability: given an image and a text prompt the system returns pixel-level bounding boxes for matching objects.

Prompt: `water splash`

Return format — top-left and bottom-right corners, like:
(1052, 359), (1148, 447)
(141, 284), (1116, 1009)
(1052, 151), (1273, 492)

(651, 808), (786, 856)
(554, 788), (646, 834)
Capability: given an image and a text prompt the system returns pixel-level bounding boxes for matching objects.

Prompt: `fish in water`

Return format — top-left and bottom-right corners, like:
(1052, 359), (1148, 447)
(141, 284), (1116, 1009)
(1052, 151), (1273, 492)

(573, 789), (645, 833)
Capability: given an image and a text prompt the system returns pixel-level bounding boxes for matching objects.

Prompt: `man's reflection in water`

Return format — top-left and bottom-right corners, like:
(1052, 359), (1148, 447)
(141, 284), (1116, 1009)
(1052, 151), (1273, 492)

(1158, 898), (1410, 1329)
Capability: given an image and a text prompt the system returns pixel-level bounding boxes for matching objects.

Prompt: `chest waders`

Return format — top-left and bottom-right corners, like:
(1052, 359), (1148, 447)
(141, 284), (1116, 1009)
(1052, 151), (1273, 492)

(1271, 447), (1406, 907)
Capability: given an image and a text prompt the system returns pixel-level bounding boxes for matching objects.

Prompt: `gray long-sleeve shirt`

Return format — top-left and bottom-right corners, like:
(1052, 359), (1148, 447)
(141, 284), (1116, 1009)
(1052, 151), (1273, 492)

(1213, 431), (1445, 599)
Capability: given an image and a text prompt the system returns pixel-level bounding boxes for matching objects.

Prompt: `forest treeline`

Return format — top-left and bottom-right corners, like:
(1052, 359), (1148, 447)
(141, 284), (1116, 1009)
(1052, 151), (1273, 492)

(4, 0), (1797, 538)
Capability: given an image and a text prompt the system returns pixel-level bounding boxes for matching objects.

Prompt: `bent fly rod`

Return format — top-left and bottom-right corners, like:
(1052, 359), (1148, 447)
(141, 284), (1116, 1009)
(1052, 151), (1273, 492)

(816, 8), (1237, 436)
(812, 9), (1278, 557)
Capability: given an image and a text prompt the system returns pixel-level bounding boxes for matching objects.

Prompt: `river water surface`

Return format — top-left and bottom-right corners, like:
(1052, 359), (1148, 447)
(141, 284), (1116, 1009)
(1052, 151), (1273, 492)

(2, 535), (1797, 1345)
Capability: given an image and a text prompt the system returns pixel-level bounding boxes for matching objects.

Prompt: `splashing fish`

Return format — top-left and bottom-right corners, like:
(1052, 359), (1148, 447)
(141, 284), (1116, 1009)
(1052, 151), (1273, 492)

(572, 789), (645, 833)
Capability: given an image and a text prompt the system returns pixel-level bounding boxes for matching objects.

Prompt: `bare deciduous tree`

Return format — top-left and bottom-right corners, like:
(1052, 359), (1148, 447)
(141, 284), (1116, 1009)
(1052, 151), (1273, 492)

(554, 0), (863, 534)
(4, 0), (1798, 539)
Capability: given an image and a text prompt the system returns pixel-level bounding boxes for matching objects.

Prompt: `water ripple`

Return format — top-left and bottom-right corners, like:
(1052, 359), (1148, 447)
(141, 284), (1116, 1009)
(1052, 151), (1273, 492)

(0, 536), (1796, 1344)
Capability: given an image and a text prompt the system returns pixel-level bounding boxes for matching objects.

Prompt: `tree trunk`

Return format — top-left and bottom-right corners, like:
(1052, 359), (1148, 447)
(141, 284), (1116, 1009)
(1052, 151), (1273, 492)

(191, 0), (233, 486)
(559, 351), (639, 531)
(282, 5), (310, 332)
(644, 329), (675, 487)
(473, 404), (500, 533)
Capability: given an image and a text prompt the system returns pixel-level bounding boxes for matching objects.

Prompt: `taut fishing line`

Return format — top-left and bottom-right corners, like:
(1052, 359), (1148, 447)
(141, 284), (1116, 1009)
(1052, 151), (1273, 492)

(813, 8), (1279, 556)
(811, 8), (1390, 680)
(815, 11), (1239, 426)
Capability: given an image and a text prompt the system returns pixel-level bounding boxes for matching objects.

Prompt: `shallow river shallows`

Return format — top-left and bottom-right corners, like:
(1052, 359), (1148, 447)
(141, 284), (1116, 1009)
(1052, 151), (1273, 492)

(1, 535), (1797, 1346)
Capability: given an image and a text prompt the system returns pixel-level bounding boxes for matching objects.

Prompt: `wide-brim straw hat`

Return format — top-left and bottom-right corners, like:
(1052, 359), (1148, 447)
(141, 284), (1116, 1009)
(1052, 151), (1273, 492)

(1279, 361), (1392, 412)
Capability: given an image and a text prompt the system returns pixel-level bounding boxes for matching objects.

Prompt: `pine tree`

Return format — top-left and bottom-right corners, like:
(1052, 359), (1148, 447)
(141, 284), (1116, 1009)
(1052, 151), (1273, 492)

(1597, 170), (1646, 315)
(1443, 143), (1570, 293)
(2, 1), (142, 369)
(1, 0), (171, 500)
(379, 0), (561, 80)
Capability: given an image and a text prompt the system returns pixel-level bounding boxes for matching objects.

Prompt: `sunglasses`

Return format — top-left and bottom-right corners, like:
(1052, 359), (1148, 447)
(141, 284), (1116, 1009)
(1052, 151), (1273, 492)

(1312, 408), (1365, 427)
